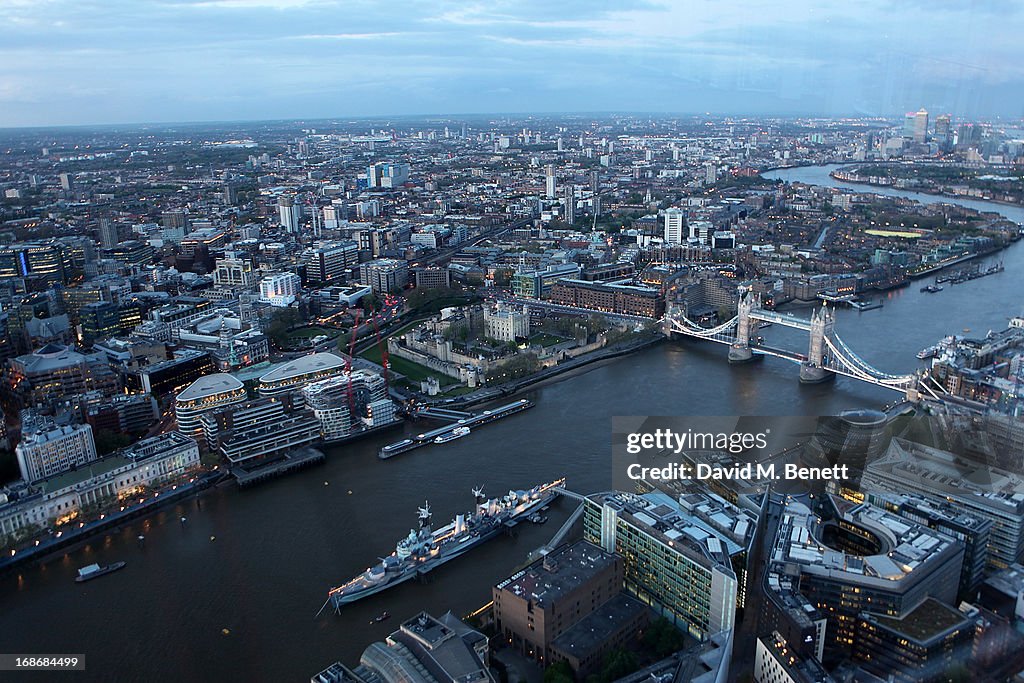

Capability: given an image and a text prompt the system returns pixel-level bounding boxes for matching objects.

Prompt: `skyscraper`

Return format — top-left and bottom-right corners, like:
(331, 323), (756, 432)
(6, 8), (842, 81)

(545, 164), (556, 199)
(278, 195), (301, 233)
(663, 208), (686, 243)
(563, 187), (575, 225)
(934, 114), (952, 148)
(367, 162), (410, 189)
(914, 108), (929, 144)
(98, 218), (119, 249)
(905, 108), (928, 144)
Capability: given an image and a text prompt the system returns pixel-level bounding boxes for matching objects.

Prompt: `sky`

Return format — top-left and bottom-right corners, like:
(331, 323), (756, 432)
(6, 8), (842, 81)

(1, 0), (1022, 127)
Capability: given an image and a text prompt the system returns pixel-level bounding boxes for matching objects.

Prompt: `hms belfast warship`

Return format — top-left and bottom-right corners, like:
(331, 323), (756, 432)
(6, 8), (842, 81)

(322, 478), (565, 613)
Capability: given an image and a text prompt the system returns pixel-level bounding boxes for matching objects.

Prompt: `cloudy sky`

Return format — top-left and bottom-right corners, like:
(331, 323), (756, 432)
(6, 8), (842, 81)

(1, 0), (1021, 127)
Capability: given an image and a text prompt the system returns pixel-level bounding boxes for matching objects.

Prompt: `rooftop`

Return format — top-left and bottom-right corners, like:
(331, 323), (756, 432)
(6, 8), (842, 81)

(495, 540), (618, 608)
(864, 597), (973, 645)
(259, 352), (347, 384)
(771, 495), (957, 587)
(176, 373), (244, 402)
(550, 593), (649, 659)
(588, 490), (744, 569)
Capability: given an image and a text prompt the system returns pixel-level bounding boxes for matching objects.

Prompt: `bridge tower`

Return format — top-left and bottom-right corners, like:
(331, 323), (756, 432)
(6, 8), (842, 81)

(663, 301), (684, 338)
(800, 303), (836, 383)
(728, 286), (759, 363)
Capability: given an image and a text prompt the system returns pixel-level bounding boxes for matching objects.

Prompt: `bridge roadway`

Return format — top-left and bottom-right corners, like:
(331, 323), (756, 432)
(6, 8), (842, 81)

(665, 292), (921, 394)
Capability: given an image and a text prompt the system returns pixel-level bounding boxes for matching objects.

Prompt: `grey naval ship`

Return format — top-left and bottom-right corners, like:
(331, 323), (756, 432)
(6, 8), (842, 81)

(324, 478), (565, 612)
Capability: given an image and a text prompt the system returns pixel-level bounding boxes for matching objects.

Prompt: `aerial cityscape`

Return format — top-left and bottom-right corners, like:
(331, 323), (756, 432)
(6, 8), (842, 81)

(1, 2), (1024, 683)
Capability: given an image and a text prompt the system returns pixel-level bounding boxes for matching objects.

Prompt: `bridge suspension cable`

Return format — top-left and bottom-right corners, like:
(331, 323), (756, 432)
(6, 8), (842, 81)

(823, 334), (916, 386)
(669, 313), (739, 338)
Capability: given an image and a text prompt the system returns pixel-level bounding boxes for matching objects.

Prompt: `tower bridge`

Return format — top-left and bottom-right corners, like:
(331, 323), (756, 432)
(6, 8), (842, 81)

(663, 287), (940, 400)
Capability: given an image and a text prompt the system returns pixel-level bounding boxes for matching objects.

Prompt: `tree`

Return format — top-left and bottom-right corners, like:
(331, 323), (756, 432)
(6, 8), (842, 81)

(361, 293), (381, 314)
(336, 331), (352, 354)
(598, 649), (638, 683)
(642, 618), (687, 658)
(543, 661), (573, 683)
(266, 307), (302, 346)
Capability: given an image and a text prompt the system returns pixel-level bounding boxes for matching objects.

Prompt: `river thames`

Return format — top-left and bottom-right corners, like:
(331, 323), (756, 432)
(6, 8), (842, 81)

(1, 166), (1022, 682)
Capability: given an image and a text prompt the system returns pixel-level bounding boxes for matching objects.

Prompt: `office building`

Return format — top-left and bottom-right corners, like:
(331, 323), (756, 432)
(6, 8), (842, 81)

(934, 114), (952, 148)
(259, 272), (302, 307)
(278, 195), (301, 233)
(663, 208), (686, 244)
(866, 491), (991, 599)
(258, 352), (348, 399)
(493, 540), (629, 665)
(0, 432), (199, 539)
(762, 494), (963, 658)
(200, 398), (320, 463)
(16, 420), (97, 483)
(853, 598), (975, 683)
(862, 439), (1024, 569)
(904, 109), (928, 144)
(174, 373), (247, 439)
(133, 349), (214, 396)
(584, 491), (739, 640)
(754, 632), (833, 683)
(79, 301), (143, 345)
(359, 259), (409, 294)
(98, 219), (120, 249)
(8, 344), (107, 407)
(85, 392), (160, 435)
(0, 241), (72, 285)
(213, 255), (257, 289)
(511, 263), (582, 299)
(367, 162), (410, 189)
(548, 279), (666, 318)
(413, 267), (451, 290)
(303, 241), (359, 285)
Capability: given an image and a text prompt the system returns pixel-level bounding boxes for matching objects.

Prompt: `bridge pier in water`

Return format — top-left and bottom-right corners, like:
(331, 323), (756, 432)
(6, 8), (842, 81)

(665, 287), (920, 395)
(727, 287), (758, 364)
(800, 304), (836, 383)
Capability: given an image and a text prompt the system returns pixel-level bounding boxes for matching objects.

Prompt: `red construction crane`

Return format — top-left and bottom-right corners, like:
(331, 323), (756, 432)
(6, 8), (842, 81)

(371, 314), (389, 385)
(346, 309), (361, 413)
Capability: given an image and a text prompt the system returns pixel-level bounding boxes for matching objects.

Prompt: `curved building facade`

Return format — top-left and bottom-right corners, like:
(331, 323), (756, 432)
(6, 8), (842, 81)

(174, 373), (247, 440)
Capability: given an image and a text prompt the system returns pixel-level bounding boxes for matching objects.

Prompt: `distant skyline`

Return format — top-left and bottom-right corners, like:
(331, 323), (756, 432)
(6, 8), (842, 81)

(2, 0), (1023, 128)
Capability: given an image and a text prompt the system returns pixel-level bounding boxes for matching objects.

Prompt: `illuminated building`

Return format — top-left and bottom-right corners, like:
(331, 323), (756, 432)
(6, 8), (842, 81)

(174, 373), (247, 439)
(0, 433), (199, 540)
(79, 301), (143, 345)
(257, 352), (348, 399)
(16, 420), (97, 483)
(8, 344), (103, 406)
(133, 349), (214, 396)
(0, 241), (72, 285)
(853, 598), (975, 683)
(548, 279), (665, 318)
(583, 490), (738, 640)
(762, 495), (963, 659)
(862, 439), (1024, 569)
(303, 241), (359, 285)
(359, 259), (409, 294)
